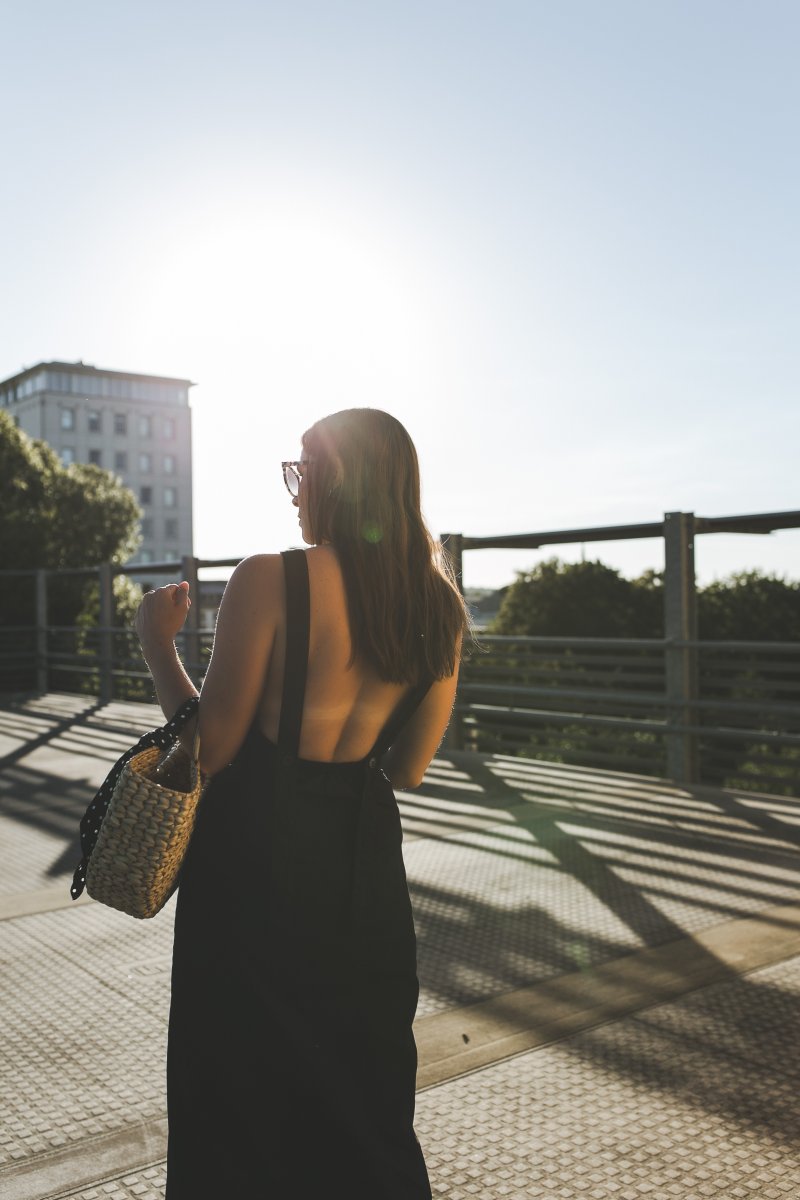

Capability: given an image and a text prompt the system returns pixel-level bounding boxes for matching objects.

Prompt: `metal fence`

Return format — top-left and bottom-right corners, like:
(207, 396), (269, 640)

(0, 555), (228, 702)
(1, 611), (797, 799)
(1, 535), (799, 798)
(452, 634), (800, 796)
(440, 508), (800, 797)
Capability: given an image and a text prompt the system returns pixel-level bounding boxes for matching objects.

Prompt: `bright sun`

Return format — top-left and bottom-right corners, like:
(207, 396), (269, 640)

(127, 190), (458, 559)
(140, 196), (440, 409)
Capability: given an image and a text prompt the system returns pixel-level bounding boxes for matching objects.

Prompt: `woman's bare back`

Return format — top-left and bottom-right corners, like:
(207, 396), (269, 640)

(254, 545), (411, 763)
(196, 546), (458, 786)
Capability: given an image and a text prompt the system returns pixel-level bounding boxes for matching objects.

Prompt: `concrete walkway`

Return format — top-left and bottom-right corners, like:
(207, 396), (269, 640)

(2, 692), (800, 1199)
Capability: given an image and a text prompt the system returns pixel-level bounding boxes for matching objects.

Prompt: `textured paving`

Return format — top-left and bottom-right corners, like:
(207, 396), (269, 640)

(30, 955), (800, 1199)
(414, 955), (800, 1199)
(3, 692), (800, 1200)
(2, 907), (172, 1169)
(407, 754), (800, 1017)
(0, 695), (168, 898)
(59, 1168), (166, 1200)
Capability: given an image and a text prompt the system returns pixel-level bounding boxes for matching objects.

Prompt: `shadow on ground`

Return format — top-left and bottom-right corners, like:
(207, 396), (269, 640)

(3, 690), (800, 1150)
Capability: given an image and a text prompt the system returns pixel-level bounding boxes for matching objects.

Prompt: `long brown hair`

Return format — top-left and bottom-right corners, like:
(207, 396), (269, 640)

(302, 408), (468, 683)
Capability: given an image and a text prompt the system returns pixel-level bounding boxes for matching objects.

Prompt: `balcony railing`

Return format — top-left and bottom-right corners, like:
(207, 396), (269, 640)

(1, 523), (799, 799)
(453, 634), (800, 796)
(1, 616), (798, 799)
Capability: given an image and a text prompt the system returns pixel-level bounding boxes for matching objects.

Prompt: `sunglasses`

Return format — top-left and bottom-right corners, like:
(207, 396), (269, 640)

(281, 461), (305, 497)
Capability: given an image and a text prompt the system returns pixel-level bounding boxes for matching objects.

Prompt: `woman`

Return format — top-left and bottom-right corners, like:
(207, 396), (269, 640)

(134, 408), (467, 1198)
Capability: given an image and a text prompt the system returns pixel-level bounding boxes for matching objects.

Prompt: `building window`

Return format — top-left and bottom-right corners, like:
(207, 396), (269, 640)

(164, 517), (179, 539)
(163, 454), (176, 474)
(139, 415), (152, 438)
(140, 486), (153, 505)
(164, 486), (177, 508)
(88, 409), (102, 432)
(115, 451), (128, 471)
(139, 452), (152, 473)
(163, 417), (175, 439)
(165, 548), (178, 561)
(61, 408), (76, 431)
(89, 449), (102, 466)
(114, 413), (127, 435)
(61, 447), (75, 465)
(138, 549), (153, 564)
(141, 517), (154, 538)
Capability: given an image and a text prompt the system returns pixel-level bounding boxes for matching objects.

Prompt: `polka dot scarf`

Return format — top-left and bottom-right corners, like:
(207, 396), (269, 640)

(70, 696), (200, 901)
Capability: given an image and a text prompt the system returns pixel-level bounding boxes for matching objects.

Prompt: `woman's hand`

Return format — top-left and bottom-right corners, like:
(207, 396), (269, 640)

(135, 581), (192, 653)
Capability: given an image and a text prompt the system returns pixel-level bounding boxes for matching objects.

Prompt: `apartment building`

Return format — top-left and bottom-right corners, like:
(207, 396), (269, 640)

(0, 360), (194, 569)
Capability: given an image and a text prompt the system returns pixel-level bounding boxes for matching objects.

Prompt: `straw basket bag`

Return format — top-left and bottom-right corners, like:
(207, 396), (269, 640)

(71, 697), (206, 919)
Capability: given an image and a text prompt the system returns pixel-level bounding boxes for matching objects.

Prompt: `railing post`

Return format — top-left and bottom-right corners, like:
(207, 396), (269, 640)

(441, 533), (465, 750)
(35, 570), (48, 694)
(663, 512), (698, 782)
(442, 531), (464, 596)
(181, 555), (201, 684)
(98, 563), (114, 704)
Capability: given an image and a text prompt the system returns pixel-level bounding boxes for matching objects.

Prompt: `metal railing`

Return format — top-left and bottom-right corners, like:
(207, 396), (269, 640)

(1, 527), (798, 797)
(2, 617), (797, 797)
(437, 507), (800, 796)
(451, 634), (800, 796)
(0, 555), (230, 702)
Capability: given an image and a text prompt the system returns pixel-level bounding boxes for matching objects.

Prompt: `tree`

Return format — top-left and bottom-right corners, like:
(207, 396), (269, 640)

(490, 557), (799, 642)
(699, 571), (800, 642)
(0, 410), (141, 569)
(491, 557), (657, 637)
(0, 410), (143, 628)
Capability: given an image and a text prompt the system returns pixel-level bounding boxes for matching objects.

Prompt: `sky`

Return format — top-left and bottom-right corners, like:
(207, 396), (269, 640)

(1, 0), (798, 591)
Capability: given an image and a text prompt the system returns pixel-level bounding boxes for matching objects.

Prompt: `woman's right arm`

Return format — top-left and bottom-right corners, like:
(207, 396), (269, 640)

(381, 644), (461, 789)
(195, 554), (281, 775)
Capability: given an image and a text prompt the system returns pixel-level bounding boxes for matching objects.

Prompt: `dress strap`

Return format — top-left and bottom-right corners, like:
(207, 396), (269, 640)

(277, 549), (310, 760)
(350, 674), (434, 931)
(370, 676), (433, 761)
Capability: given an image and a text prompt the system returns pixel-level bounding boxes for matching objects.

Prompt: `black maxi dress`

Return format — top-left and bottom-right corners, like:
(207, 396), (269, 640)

(166, 549), (433, 1198)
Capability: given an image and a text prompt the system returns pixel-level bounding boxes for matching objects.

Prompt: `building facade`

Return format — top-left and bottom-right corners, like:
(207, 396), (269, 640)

(0, 360), (194, 568)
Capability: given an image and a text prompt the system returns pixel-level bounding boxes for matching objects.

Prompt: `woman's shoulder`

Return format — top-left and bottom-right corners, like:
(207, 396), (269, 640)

(230, 546), (342, 582)
(232, 551), (284, 574)
(223, 553), (285, 602)
(239, 545), (334, 563)
(227, 547), (342, 593)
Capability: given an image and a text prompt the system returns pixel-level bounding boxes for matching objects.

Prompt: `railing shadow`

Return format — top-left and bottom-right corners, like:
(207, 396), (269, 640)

(2, 691), (800, 1144)
(404, 748), (800, 1140)
(0, 692), (163, 890)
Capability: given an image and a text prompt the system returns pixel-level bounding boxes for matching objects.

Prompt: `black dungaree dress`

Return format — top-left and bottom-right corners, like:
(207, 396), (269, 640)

(166, 549), (433, 1198)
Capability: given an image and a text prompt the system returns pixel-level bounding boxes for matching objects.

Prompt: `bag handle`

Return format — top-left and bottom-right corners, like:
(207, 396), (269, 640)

(71, 696), (200, 901)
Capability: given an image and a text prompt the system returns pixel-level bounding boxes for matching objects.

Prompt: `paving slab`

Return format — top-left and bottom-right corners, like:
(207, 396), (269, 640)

(3, 692), (800, 1200)
(14, 955), (800, 1199)
(413, 953), (800, 1199)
